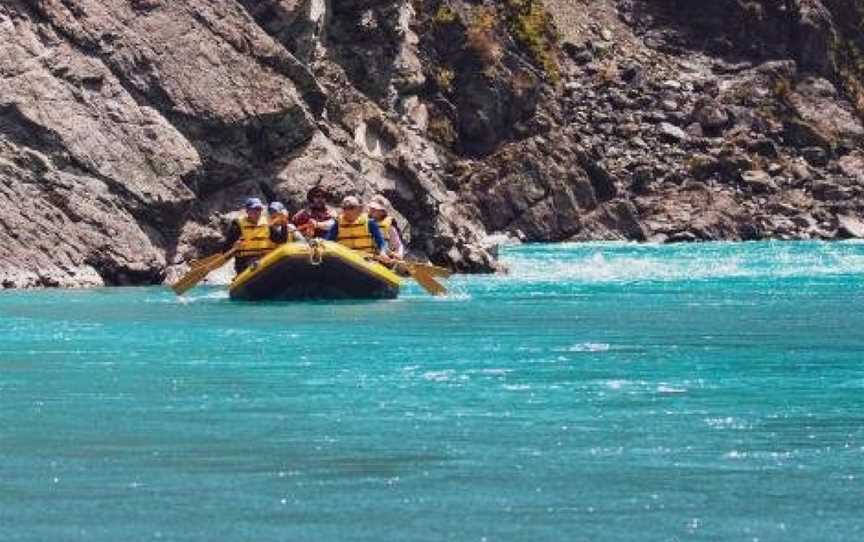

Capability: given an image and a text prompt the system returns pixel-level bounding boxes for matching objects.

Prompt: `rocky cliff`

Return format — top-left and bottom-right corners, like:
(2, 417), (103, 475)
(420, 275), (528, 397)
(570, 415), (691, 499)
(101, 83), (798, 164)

(1, 0), (862, 288)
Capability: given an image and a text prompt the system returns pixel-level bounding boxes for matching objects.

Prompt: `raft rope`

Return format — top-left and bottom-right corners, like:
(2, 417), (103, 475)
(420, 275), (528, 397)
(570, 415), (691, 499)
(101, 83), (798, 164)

(308, 239), (324, 266)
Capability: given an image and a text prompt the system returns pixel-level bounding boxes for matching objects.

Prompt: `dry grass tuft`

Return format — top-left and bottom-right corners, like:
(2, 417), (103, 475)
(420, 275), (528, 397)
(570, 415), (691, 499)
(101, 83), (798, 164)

(465, 7), (503, 65)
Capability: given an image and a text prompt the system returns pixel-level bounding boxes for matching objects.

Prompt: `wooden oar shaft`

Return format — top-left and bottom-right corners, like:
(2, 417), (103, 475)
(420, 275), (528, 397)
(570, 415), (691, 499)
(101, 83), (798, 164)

(171, 248), (236, 296)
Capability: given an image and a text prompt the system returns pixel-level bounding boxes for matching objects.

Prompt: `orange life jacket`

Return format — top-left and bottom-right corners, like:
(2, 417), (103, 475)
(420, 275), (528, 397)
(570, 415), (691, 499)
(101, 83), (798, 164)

(336, 213), (376, 255)
(236, 216), (276, 259)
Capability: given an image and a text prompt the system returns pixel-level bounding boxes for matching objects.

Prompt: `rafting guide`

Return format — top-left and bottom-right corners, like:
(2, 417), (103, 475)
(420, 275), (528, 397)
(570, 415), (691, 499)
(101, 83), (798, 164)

(292, 187), (336, 239)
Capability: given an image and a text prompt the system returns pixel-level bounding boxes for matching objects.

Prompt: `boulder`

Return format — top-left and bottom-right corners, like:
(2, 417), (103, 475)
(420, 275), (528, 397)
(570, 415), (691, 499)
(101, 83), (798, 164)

(576, 150), (619, 201)
(657, 122), (688, 143)
(836, 152), (864, 184)
(748, 138), (780, 159)
(691, 97), (729, 134)
(837, 215), (864, 239)
(784, 118), (833, 150)
(802, 147), (830, 167)
(811, 180), (850, 201)
(794, 1), (837, 77)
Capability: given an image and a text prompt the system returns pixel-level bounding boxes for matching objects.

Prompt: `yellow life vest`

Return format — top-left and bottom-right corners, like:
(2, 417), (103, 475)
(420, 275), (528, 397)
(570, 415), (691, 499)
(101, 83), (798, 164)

(337, 213), (377, 255)
(378, 216), (394, 238)
(237, 215), (275, 259)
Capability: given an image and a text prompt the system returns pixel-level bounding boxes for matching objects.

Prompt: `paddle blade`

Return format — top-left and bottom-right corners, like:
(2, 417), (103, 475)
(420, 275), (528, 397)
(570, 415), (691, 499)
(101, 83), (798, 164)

(171, 266), (212, 295)
(170, 248), (235, 296)
(409, 263), (452, 279)
(411, 267), (448, 296)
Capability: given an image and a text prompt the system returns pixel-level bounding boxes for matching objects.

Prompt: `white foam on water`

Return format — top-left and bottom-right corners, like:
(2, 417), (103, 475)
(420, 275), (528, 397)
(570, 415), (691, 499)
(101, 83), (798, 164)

(657, 384), (688, 394)
(563, 342), (611, 353)
(475, 368), (512, 376)
(502, 383), (532, 391)
(705, 417), (752, 430)
(168, 289), (229, 304)
(498, 241), (864, 284)
(434, 291), (472, 302)
(421, 370), (455, 382)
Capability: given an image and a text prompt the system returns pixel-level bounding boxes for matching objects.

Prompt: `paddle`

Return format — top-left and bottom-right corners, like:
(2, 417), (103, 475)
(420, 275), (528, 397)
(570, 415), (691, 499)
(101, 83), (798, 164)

(405, 262), (452, 279)
(171, 247), (237, 295)
(188, 251), (229, 271)
(391, 260), (449, 296)
(407, 265), (448, 296)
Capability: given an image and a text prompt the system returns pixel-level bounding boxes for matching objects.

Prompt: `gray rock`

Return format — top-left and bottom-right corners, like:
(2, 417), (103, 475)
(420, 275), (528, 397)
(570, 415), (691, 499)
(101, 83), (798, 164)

(631, 165), (655, 193)
(718, 152), (754, 181)
(748, 138), (780, 158)
(802, 147), (830, 167)
(576, 151), (619, 201)
(795, 2), (837, 77)
(657, 122), (688, 143)
(836, 152), (864, 184)
(692, 98), (729, 133)
(740, 170), (778, 193)
(811, 181), (850, 201)
(837, 215), (864, 239)
(667, 231), (700, 243)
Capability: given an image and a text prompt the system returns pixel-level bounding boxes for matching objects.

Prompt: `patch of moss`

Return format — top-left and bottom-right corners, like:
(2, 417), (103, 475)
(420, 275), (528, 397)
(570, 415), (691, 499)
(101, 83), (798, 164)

(427, 116), (457, 145)
(502, 0), (561, 82)
(433, 5), (459, 26)
(465, 6), (503, 64)
(435, 67), (456, 92)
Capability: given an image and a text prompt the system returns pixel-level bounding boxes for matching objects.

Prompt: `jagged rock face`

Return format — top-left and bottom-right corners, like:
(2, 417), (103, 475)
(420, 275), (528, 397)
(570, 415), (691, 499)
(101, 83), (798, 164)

(0, 0), (499, 288)
(469, 0), (864, 244)
(1, 0), (863, 288)
(0, 1), (200, 287)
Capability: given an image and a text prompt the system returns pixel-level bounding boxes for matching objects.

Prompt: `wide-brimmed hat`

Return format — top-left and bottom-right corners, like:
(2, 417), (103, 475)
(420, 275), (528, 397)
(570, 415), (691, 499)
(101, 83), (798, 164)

(245, 197), (264, 210)
(368, 195), (390, 212)
(340, 195), (361, 208)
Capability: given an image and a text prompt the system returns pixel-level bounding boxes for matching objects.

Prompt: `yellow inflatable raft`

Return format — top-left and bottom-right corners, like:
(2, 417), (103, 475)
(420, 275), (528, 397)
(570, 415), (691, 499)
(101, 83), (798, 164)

(228, 240), (402, 301)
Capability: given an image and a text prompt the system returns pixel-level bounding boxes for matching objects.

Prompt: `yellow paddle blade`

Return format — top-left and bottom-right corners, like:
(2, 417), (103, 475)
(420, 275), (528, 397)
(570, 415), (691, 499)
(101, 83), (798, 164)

(407, 262), (452, 279)
(171, 266), (212, 295)
(170, 249), (235, 296)
(410, 266), (448, 296)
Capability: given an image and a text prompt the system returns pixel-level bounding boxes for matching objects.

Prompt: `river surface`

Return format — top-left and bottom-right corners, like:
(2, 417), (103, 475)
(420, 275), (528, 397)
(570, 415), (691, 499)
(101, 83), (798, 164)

(2, 241), (863, 541)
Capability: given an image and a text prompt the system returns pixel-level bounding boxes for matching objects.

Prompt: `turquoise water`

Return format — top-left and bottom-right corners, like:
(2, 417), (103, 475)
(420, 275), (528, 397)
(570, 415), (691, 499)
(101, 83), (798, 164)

(2, 241), (864, 541)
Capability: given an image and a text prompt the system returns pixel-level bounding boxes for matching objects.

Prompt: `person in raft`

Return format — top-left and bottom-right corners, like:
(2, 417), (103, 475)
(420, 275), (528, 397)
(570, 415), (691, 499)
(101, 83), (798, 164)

(325, 195), (390, 260)
(367, 195), (405, 261)
(292, 186), (336, 238)
(267, 201), (305, 245)
(221, 197), (281, 274)
(222, 197), (270, 274)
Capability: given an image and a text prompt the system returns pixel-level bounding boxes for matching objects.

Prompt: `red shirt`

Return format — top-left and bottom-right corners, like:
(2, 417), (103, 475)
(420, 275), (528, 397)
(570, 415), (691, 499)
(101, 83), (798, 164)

(292, 207), (335, 237)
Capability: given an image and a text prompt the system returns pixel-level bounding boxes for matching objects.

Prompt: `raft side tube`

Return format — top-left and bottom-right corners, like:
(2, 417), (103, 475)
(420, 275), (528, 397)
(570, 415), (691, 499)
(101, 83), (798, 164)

(229, 241), (401, 301)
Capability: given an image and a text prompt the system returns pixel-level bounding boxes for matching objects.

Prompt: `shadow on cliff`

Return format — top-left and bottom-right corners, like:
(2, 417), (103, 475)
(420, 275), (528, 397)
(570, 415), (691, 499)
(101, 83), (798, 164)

(624, 0), (799, 65)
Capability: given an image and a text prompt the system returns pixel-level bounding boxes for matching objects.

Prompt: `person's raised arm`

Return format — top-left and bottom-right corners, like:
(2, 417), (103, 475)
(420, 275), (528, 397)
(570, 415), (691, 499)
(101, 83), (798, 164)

(368, 219), (388, 255)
